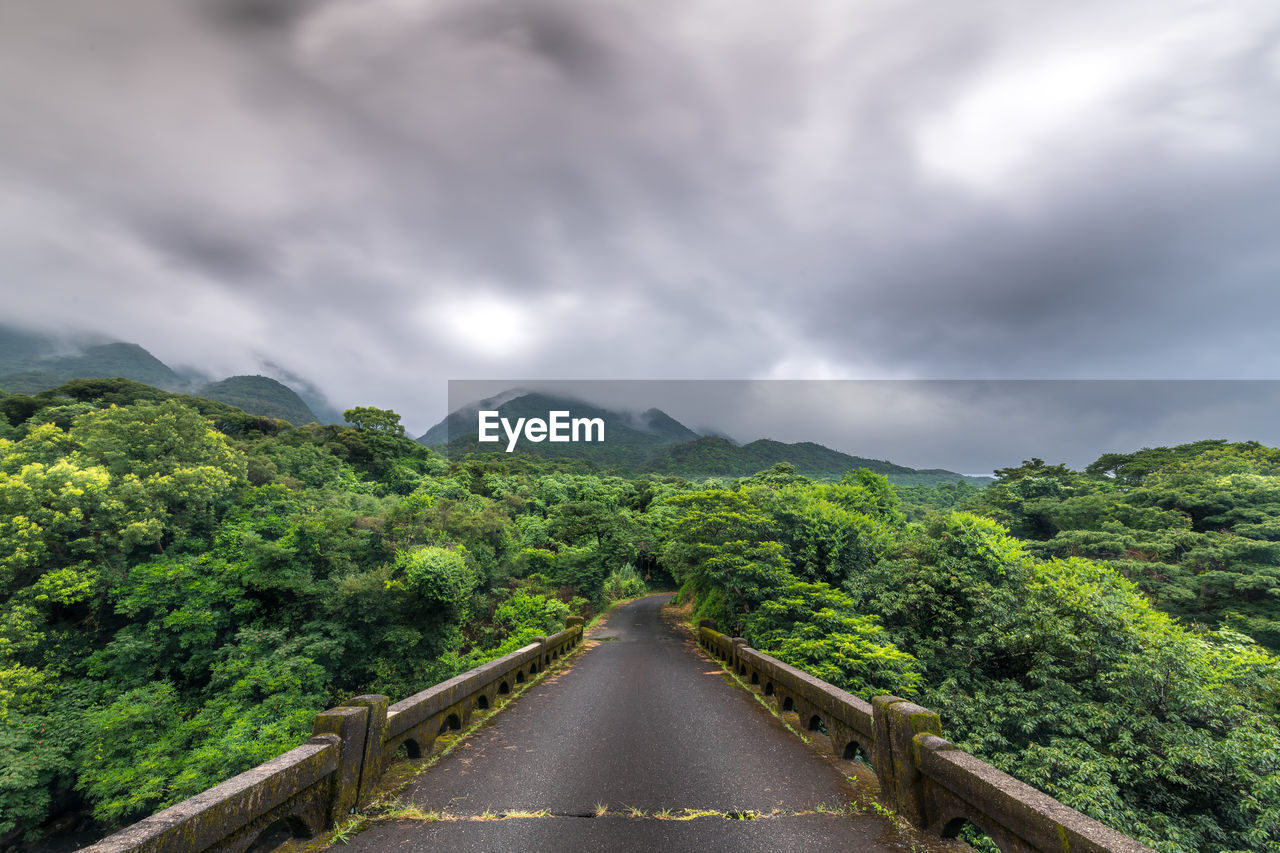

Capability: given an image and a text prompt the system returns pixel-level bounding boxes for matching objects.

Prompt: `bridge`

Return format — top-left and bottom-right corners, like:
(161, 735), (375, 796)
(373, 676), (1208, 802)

(86, 595), (1153, 853)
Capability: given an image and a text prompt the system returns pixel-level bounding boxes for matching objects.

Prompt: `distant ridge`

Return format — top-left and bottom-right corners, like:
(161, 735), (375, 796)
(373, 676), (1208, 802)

(639, 436), (990, 486)
(0, 337), (182, 393)
(422, 390), (988, 486)
(419, 391), (701, 470)
(418, 391), (700, 448)
(641, 436), (908, 478)
(0, 325), (59, 373)
(0, 325), (337, 425)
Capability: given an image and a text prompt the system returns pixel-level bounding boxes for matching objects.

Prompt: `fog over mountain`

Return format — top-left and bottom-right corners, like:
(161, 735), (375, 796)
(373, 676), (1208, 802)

(3, 0), (1279, 463)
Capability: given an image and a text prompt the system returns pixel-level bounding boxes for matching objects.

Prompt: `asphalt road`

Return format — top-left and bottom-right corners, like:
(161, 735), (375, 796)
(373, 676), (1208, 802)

(338, 594), (900, 852)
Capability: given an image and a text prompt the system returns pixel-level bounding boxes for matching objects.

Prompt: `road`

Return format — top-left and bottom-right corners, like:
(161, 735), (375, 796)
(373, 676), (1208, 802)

(337, 594), (903, 852)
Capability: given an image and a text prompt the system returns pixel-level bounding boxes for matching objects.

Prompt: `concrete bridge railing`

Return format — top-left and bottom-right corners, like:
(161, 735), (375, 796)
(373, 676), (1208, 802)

(697, 622), (1153, 853)
(84, 620), (585, 853)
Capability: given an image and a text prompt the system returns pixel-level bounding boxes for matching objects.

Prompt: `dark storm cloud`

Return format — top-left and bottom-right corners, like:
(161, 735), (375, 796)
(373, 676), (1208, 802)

(142, 218), (279, 280)
(207, 0), (318, 34)
(439, 2), (619, 83)
(2, 0), (1279, 457)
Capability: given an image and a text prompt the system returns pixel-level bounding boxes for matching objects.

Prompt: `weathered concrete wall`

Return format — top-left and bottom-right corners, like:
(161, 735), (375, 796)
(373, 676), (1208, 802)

(383, 641), (544, 763)
(82, 737), (340, 853)
(85, 623), (584, 853)
(697, 625), (1152, 853)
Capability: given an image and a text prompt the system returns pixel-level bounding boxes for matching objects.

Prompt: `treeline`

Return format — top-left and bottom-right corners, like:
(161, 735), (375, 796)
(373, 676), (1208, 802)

(964, 444), (1280, 652)
(0, 380), (653, 843)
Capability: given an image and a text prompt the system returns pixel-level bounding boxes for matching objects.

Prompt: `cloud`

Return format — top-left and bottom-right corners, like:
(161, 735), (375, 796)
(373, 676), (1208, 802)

(1, 0), (1278, 448)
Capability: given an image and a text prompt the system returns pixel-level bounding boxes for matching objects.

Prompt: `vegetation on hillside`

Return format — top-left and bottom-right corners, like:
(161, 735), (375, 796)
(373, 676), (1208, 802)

(0, 343), (182, 394)
(639, 436), (986, 485)
(197, 375), (318, 426)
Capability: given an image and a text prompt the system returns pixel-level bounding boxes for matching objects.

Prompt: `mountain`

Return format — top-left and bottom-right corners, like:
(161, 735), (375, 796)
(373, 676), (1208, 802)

(628, 407), (702, 443)
(44, 342), (182, 387)
(258, 362), (345, 425)
(0, 334), (183, 393)
(0, 325), (59, 374)
(0, 370), (67, 395)
(418, 392), (700, 447)
(197, 375), (318, 426)
(420, 392), (701, 469)
(423, 391), (987, 486)
(417, 388), (525, 446)
(0, 325), (340, 424)
(640, 436), (905, 479)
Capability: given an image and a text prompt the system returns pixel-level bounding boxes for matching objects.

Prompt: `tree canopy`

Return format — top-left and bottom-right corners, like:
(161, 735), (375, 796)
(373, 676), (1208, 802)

(2, 385), (1277, 852)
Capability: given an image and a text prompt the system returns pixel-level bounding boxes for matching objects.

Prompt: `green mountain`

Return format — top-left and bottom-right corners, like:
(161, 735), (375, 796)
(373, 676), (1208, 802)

(197, 375), (318, 426)
(420, 392), (699, 448)
(0, 326), (336, 425)
(0, 325), (58, 374)
(45, 342), (182, 387)
(0, 337), (183, 393)
(422, 392), (701, 469)
(424, 391), (987, 485)
(0, 370), (66, 395)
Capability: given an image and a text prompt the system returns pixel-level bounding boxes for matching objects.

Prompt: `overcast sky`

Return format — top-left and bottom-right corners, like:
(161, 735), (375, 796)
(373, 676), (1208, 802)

(2, 0), (1279, 468)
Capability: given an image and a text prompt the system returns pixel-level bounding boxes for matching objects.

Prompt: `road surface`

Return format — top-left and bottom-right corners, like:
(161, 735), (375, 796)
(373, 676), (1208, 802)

(337, 594), (906, 852)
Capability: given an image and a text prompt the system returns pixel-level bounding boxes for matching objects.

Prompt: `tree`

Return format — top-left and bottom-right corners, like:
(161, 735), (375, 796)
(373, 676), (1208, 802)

(342, 407), (405, 437)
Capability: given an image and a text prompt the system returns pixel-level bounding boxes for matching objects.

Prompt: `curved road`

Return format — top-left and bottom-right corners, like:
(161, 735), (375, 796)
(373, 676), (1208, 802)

(339, 594), (900, 852)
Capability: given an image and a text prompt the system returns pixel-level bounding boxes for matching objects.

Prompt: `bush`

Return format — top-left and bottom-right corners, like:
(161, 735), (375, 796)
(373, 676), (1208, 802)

(602, 565), (647, 602)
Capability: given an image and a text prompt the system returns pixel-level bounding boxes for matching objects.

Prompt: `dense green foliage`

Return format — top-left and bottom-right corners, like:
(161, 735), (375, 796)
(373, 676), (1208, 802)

(668, 461), (1280, 852)
(3, 380), (1278, 853)
(0, 382), (658, 842)
(642, 436), (989, 486)
(966, 444), (1280, 652)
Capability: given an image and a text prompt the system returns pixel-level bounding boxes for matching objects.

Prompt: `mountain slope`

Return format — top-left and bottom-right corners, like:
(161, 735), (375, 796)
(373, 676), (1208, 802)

(422, 392), (698, 469)
(0, 325), (58, 374)
(425, 391), (987, 485)
(197, 375), (318, 425)
(418, 392), (698, 447)
(0, 326), (338, 424)
(0, 338), (183, 392)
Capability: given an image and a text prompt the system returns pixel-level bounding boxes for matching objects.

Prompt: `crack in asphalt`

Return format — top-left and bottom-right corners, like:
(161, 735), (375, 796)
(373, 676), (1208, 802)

(387, 808), (850, 821)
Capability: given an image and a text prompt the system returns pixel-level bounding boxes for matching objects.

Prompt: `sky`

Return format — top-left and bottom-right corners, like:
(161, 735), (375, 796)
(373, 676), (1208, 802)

(2, 0), (1279, 468)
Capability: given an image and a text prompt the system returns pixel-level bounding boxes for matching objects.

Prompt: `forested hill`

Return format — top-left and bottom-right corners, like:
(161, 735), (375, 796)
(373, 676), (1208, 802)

(418, 391), (699, 448)
(0, 325), (336, 424)
(0, 341), (182, 394)
(639, 436), (991, 486)
(1, 381), (1278, 851)
(197, 375), (318, 426)
(423, 392), (988, 486)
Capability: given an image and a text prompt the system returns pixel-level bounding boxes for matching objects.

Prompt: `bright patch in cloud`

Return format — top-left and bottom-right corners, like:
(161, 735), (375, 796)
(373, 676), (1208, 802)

(430, 292), (538, 361)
